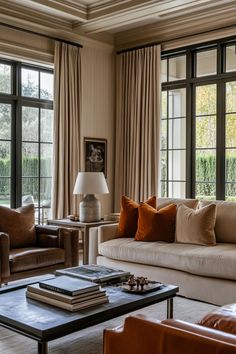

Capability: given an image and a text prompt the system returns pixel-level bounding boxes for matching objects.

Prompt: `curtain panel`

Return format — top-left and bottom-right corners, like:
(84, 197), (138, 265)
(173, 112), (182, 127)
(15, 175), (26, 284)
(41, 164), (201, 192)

(52, 41), (81, 218)
(114, 45), (161, 211)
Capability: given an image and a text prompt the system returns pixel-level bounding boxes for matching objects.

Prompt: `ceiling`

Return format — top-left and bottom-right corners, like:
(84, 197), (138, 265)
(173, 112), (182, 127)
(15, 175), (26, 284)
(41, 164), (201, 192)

(1, 0), (236, 49)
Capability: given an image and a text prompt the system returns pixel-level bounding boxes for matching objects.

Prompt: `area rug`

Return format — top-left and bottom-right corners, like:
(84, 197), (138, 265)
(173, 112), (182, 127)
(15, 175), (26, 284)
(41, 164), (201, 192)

(0, 296), (217, 354)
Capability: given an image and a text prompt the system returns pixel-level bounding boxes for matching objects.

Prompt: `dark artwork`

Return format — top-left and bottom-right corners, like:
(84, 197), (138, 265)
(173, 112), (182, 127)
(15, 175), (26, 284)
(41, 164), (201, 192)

(84, 138), (107, 177)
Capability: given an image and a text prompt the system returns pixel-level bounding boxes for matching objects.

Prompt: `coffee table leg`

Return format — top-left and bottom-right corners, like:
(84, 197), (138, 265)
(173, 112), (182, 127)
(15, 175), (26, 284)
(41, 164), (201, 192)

(167, 298), (173, 319)
(38, 341), (48, 354)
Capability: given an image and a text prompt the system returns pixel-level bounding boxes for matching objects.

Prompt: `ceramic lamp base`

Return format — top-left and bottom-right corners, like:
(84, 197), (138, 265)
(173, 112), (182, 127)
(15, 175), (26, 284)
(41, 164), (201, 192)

(79, 194), (101, 222)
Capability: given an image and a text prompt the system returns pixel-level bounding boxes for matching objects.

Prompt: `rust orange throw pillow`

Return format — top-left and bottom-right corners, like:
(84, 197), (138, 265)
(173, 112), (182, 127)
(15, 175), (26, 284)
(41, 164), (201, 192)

(118, 196), (156, 237)
(135, 203), (177, 242)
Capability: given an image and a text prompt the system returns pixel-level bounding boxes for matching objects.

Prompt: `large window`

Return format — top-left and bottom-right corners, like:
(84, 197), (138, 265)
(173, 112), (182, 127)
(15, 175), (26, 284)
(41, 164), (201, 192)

(161, 39), (236, 201)
(0, 59), (53, 223)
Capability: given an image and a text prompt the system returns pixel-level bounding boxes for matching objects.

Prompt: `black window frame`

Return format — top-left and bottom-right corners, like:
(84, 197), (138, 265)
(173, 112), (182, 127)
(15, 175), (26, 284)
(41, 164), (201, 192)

(0, 58), (53, 223)
(161, 36), (236, 200)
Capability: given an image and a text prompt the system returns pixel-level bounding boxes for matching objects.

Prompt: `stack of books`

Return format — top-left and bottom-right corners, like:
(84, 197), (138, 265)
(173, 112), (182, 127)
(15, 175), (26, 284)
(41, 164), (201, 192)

(26, 275), (108, 312)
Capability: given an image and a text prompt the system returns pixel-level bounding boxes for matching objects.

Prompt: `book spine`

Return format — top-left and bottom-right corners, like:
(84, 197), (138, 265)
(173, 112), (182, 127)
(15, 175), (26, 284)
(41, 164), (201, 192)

(40, 283), (73, 296)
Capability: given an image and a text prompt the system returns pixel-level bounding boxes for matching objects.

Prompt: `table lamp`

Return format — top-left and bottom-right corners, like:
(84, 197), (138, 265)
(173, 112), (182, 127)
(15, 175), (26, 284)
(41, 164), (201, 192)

(73, 172), (109, 222)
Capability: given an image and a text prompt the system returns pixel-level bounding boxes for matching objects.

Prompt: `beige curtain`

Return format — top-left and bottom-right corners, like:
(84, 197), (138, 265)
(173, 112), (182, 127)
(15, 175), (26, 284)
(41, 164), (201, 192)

(114, 45), (161, 211)
(52, 41), (81, 218)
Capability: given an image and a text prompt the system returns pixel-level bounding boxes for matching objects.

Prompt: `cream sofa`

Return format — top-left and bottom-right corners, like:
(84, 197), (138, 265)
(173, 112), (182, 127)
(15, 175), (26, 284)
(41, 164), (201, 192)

(89, 198), (236, 306)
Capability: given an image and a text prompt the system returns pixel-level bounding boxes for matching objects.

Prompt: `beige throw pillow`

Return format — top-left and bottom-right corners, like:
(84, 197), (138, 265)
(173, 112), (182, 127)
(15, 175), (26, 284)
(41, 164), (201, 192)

(175, 203), (216, 246)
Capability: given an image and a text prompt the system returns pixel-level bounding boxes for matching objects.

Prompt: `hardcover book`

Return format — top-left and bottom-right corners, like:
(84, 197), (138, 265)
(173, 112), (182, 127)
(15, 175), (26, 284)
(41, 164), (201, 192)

(27, 283), (106, 304)
(56, 265), (130, 283)
(26, 290), (108, 312)
(39, 276), (99, 296)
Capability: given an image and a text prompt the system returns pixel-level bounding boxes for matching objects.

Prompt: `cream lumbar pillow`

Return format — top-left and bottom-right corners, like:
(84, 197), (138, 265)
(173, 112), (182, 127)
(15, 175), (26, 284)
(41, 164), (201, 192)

(175, 203), (216, 246)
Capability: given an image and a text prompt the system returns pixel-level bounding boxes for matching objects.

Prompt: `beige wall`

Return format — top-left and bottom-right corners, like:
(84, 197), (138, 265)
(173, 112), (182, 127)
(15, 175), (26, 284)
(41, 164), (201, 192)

(0, 26), (115, 216)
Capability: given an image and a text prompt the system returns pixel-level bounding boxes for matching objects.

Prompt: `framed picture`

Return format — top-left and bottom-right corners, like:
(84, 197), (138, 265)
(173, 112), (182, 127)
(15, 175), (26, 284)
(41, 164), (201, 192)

(84, 137), (107, 177)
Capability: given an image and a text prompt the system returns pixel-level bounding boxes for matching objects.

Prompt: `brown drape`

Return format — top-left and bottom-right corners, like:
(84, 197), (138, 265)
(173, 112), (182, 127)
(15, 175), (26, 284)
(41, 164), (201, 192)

(52, 41), (81, 218)
(114, 45), (161, 211)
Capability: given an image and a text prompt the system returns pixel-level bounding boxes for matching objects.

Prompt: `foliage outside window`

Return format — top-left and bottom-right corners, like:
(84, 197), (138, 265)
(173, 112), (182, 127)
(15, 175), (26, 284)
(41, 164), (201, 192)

(0, 60), (53, 223)
(161, 40), (236, 201)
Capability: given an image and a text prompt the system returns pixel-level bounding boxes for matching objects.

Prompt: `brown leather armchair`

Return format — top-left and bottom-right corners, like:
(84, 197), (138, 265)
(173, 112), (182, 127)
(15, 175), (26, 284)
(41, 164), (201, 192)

(103, 315), (236, 354)
(0, 205), (79, 286)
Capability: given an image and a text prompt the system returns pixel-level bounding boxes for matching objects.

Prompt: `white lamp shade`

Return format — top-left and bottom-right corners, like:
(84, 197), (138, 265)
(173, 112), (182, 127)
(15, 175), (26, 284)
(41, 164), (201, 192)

(73, 172), (109, 195)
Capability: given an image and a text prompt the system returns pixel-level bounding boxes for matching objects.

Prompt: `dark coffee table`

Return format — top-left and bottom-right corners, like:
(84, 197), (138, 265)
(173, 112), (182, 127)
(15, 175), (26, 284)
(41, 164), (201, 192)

(0, 278), (178, 354)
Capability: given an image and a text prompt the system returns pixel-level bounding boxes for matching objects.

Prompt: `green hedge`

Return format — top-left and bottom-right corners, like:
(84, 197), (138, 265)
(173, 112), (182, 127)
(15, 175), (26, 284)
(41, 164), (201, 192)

(0, 157), (51, 197)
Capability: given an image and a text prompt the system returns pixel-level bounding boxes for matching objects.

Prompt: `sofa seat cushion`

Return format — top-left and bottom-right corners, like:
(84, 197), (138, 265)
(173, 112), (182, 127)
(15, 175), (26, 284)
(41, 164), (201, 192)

(99, 239), (236, 281)
(9, 247), (65, 273)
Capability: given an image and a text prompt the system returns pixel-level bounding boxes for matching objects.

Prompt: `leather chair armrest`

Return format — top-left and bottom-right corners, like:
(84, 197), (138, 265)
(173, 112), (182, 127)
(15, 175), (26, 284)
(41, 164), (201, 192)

(98, 223), (119, 244)
(59, 228), (79, 267)
(0, 232), (10, 283)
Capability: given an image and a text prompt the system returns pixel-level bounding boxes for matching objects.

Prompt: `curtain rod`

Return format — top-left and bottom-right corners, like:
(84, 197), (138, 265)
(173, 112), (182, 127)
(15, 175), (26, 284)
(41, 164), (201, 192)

(0, 22), (83, 48)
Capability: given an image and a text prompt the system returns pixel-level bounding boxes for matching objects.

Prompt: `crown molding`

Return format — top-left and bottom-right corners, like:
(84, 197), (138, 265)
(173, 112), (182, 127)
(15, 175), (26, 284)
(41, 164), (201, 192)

(115, 3), (236, 50)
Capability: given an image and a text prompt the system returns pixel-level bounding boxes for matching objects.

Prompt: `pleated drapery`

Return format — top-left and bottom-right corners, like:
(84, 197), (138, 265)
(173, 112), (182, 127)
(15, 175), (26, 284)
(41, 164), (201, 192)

(52, 41), (81, 218)
(114, 45), (161, 211)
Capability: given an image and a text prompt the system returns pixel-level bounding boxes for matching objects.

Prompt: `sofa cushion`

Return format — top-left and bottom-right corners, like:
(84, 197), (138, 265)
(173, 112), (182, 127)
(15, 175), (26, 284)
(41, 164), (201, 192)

(99, 239), (236, 281)
(135, 203), (177, 242)
(0, 204), (36, 248)
(157, 198), (198, 210)
(198, 303), (236, 335)
(199, 200), (236, 243)
(118, 196), (156, 237)
(9, 247), (65, 273)
(175, 204), (216, 246)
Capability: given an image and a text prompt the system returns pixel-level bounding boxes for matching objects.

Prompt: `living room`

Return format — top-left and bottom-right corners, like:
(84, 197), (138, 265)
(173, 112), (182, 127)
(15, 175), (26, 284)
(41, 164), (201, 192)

(0, 0), (236, 353)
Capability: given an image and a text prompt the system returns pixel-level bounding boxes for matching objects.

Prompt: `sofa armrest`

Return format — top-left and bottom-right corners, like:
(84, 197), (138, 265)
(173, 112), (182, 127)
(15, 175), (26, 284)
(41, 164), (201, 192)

(0, 232), (10, 283)
(98, 223), (119, 244)
(103, 315), (236, 354)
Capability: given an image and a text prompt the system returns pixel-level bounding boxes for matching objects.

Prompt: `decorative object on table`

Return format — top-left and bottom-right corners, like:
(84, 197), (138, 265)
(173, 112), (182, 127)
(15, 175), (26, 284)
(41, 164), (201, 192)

(56, 264), (130, 284)
(104, 213), (120, 222)
(84, 137), (107, 177)
(73, 172), (109, 222)
(120, 276), (163, 293)
(68, 214), (80, 221)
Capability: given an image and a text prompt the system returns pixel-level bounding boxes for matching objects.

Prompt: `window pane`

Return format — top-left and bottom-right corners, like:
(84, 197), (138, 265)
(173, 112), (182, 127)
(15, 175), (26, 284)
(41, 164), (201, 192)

(161, 120), (167, 149)
(22, 177), (38, 203)
(0, 178), (10, 207)
(225, 149), (236, 182)
(22, 143), (39, 177)
(226, 114), (236, 147)
(21, 68), (39, 98)
(168, 181), (186, 198)
(168, 150), (186, 180)
(168, 88), (186, 118)
(226, 45), (236, 73)
(40, 178), (52, 205)
(196, 84), (216, 115)
(161, 182), (167, 197)
(196, 49), (217, 77)
(169, 55), (186, 81)
(162, 91), (167, 119)
(196, 182), (216, 200)
(0, 64), (11, 94)
(226, 81), (236, 113)
(225, 183), (236, 201)
(161, 59), (167, 83)
(41, 144), (52, 177)
(40, 72), (53, 100)
(169, 118), (186, 149)
(161, 151), (167, 180)
(0, 141), (10, 176)
(22, 106), (39, 142)
(0, 103), (11, 140)
(196, 116), (216, 148)
(196, 150), (216, 182)
(41, 109), (53, 142)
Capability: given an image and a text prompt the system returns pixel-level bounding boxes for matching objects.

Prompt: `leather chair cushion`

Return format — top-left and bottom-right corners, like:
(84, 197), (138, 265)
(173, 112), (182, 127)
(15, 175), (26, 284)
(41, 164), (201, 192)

(9, 247), (65, 273)
(198, 303), (236, 335)
(0, 204), (36, 248)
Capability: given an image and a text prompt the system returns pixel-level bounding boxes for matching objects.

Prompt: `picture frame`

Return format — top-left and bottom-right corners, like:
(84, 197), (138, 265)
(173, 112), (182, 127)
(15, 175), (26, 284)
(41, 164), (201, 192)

(84, 137), (107, 178)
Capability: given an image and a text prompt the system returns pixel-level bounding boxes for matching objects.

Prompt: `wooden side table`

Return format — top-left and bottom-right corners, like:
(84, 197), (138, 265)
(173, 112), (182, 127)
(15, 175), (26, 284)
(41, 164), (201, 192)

(47, 219), (115, 264)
